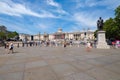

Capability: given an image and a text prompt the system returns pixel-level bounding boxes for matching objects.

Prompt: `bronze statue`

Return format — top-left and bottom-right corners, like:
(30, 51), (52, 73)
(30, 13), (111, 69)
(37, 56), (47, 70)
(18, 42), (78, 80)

(97, 17), (104, 30)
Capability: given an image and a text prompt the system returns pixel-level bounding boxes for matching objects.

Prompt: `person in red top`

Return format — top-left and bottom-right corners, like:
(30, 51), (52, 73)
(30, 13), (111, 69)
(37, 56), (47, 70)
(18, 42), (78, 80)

(86, 42), (92, 52)
(112, 41), (115, 49)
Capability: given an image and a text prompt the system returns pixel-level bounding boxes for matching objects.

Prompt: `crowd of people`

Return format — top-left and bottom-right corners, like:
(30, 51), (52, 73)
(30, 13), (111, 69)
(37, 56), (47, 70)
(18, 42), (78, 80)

(20, 40), (82, 48)
(2, 40), (98, 54)
(22, 40), (97, 48)
(3, 39), (120, 54)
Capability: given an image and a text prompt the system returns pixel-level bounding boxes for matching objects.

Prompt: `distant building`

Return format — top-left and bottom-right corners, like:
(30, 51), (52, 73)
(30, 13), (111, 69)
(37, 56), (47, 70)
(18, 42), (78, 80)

(19, 28), (95, 42)
(19, 33), (31, 42)
(53, 28), (65, 40)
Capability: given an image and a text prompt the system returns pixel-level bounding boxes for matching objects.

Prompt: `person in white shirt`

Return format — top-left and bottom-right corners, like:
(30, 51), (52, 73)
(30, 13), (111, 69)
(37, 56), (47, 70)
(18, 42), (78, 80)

(8, 42), (14, 54)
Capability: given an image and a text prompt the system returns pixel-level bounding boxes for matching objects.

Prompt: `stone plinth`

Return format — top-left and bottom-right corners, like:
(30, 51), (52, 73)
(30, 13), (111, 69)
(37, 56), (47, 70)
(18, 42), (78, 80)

(96, 31), (110, 49)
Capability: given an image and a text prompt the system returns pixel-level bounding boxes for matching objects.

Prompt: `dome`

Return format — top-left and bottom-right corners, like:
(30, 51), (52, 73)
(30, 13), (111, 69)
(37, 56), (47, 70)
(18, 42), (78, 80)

(58, 28), (62, 33)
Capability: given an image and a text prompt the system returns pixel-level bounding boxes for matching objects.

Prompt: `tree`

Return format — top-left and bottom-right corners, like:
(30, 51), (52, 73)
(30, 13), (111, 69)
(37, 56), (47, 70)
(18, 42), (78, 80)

(7, 31), (19, 39)
(102, 5), (120, 40)
(115, 5), (120, 18)
(0, 25), (7, 32)
(0, 25), (7, 40)
(0, 32), (6, 40)
(0, 25), (19, 40)
(114, 5), (120, 39)
(103, 18), (117, 39)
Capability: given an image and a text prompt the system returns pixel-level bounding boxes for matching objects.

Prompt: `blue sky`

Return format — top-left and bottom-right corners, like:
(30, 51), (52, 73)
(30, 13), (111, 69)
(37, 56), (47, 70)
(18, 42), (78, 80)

(0, 0), (120, 34)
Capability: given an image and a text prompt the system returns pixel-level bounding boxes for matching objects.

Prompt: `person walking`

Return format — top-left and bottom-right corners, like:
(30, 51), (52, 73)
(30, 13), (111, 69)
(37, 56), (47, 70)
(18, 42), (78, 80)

(8, 42), (14, 54)
(86, 42), (92, 52)
(64, 40), (67, 48)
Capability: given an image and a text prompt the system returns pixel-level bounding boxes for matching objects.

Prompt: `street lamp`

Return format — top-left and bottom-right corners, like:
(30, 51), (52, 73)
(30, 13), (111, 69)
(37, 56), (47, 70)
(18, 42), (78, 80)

(38, 32), (40, 42)
(84, 32), (86, 38)
(84, 29), (87, 43)
(38, 32), (40, 43)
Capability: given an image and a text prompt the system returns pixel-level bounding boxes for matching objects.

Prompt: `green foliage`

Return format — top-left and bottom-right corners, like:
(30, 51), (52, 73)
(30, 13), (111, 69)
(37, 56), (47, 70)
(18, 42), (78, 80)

(94, 30), (98, 38)
(7, 31), (19, 38)
(115, 5), (120, 18)
(0, 25), (7, 32)
(0, 25), (19, 40)
(115, 5), (120, 30)
(103, 5), (120, 40)
(0, 32), (6, 40)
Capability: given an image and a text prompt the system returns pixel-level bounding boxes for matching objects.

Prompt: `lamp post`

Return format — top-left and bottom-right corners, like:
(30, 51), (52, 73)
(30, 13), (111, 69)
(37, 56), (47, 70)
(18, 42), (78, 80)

(84, 32), (86, 38)
(38, 32), (40, 44)
(38, 32), (40, 45)
(84, 29), (87, 43)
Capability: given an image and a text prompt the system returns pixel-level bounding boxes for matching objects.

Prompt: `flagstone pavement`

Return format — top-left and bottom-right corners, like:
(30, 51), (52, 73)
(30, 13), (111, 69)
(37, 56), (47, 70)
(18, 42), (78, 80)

(0, 46), (120, 80)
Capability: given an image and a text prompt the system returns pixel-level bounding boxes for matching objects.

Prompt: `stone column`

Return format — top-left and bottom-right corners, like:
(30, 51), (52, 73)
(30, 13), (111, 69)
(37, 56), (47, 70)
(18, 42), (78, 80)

(96, 31), (110, 49)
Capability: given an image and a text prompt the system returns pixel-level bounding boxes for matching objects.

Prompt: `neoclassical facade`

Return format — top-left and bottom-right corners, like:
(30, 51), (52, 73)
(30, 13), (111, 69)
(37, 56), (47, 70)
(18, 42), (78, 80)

(19, 28), (95, 41)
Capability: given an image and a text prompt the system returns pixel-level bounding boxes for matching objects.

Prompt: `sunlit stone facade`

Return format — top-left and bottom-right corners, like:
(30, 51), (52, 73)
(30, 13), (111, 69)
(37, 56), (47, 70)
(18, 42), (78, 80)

(19, 28), (95, 41)
(19, 33), (31, 41)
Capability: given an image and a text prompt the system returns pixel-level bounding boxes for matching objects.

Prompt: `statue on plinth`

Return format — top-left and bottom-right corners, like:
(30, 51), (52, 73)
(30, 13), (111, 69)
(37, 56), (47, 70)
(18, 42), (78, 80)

(96, 17), (110, 49)
(97, 17), (104, 30)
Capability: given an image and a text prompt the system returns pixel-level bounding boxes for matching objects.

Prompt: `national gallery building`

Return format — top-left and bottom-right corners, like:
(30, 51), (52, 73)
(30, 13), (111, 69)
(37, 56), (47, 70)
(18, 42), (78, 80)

(19, 28), (95, 42)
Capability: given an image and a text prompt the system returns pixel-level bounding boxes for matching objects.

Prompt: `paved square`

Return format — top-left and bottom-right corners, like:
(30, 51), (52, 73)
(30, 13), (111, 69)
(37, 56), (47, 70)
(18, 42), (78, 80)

(0, 46), (120, 80)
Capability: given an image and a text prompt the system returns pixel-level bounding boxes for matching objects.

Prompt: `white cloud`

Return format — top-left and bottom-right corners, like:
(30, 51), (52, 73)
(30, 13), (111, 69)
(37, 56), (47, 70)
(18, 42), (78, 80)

(72, 9), (114, 31)
(85, 0), (97, 7)
(73, 12), (97, 28)
(46, 0), (68, 15)
(1, 0), (119, 34)
(75, 0), (120, 9)
(51, 8), (68, 15)
(11, 25), (33, 34)
(0, 17), (33, 34)
(5, 24), (33, 34)
(98, 0), (120, 10)
(72, 0), (119, 29)
(38, 10), (58, 18)
(0, 0), (57, 18)
(46, 0), (60, 8)
(75, 0), (98, 8)
(35, 23), (54, 33)
(37, 24), (48, 30)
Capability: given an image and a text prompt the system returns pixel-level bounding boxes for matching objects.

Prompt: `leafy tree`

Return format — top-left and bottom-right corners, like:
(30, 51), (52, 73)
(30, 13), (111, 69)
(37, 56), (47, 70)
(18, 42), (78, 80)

(7, 31), (19, 39)
(0, 25), (19, 40)
(0, 25), (7, 32)
(103, 18), (120, 40)
(115, 5), (120, 19)
(103, 18), (117, 39)
(114, 5), (120, 39)
(0, 25), (7, 40)
(0, 32), (6, 40)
